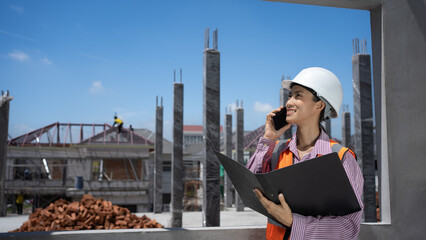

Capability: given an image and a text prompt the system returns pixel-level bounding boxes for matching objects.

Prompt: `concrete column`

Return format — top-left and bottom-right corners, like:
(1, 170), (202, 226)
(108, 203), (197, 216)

(223, 112), (233, 208)
(154, 96), (164, 213)
(280, 80), (292, 140)
(202, 28), (220, 227)
(341, 110), (351, 148)
(352, 50), (376, 222)
(171, 80), (184, 227)
(235, 105), (244, 212)
(0, 91), (13, 217)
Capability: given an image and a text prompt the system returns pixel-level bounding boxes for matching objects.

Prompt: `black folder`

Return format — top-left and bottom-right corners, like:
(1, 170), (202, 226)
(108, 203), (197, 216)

(215, 151), (361, 221)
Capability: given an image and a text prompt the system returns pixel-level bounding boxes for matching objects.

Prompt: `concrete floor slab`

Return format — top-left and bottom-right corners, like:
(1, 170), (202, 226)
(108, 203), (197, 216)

(0, 207), (266, 233)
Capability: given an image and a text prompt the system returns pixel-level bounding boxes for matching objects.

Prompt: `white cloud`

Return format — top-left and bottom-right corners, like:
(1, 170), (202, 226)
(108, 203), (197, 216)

(254, 101), (273, 113)
(10, 5), (24, 14)
(89, 81), (104, 94)
(8, 50), (30, 62)
(42, 57), (52, 65)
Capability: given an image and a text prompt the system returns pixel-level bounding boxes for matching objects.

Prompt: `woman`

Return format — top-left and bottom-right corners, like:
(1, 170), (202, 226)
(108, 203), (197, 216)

(246, 67), (364, 240)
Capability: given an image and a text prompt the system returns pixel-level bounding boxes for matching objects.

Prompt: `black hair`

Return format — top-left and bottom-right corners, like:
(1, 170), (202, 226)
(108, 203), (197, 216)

(290, 83), (326, 122)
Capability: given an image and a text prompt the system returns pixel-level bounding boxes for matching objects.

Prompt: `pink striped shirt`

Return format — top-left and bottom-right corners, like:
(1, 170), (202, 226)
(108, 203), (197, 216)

(245, 129), (364, 240)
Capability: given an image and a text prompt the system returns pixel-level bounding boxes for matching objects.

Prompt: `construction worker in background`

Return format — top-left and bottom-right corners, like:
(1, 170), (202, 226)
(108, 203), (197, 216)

(246, 67), (364, 240)
(113, 116), (123, 133)
(16, 193), (24, 215)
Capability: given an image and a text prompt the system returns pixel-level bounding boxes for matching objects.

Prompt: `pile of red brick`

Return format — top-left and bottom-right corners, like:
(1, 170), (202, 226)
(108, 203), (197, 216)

(10, 194), (163, 232)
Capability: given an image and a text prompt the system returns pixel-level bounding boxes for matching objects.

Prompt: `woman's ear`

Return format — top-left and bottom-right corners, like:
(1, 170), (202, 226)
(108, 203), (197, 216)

(317, 101), (325, 110)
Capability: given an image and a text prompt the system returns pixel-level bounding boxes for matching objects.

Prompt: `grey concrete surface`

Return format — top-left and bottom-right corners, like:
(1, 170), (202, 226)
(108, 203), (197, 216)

(2, 226), (265, 240)
(267, 0), (381, 10)
(0, 208), (266, 233)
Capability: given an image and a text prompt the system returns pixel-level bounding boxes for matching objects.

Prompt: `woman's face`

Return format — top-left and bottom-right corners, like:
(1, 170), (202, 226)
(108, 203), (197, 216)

(285, 85), (323, 126)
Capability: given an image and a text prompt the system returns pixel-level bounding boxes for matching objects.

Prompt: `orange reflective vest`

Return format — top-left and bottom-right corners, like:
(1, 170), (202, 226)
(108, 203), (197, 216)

(265, 139), (356, 240)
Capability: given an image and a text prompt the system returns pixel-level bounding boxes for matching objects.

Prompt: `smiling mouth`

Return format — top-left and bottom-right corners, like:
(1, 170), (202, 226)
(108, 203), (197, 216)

(287, 109), (296, 115)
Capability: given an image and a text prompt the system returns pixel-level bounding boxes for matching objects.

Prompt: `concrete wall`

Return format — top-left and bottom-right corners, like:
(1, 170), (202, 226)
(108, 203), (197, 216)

(268, 0), (426, 239)
(360, 0), (426, 238)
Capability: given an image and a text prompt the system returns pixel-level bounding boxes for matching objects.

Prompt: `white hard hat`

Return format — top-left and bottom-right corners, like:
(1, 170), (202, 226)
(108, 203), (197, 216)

(282, 67), (343, 119)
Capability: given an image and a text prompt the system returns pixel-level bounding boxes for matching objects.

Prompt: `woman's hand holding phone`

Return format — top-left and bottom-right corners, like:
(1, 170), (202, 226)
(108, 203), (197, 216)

(263, 106), (291, 141)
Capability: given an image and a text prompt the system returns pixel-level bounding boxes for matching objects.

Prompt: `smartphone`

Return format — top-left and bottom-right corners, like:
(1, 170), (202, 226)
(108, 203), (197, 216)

(272, 107), (288, 130)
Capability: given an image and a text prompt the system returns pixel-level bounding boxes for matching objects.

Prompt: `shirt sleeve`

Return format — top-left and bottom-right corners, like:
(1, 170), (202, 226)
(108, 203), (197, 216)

(290, 152), (364, 240)
(245, 137), (276, 173)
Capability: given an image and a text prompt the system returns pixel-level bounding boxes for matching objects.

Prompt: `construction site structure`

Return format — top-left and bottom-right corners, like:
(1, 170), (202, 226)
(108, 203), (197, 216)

(4, 121), (239, 216)
(6, 122), (154, 213)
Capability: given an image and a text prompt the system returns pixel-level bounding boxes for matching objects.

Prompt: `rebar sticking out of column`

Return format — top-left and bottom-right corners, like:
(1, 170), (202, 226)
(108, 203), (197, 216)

(213, 29), (218, 50)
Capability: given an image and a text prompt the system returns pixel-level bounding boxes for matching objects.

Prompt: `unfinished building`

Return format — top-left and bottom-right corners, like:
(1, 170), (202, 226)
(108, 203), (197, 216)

(4, 121), (268, 215)
(6, 123), (154, 213)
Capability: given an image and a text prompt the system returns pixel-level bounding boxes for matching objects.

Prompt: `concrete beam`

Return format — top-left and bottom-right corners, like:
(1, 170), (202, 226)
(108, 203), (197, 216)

(265, 0), (381, 10)
(7, 146), (151, 159)
(5, 180), (150, 195)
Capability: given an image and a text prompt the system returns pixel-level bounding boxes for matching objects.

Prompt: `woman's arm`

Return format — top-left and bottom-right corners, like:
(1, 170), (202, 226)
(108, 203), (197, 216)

(245, 137), (276, 173)
(246, 106), (291, 173)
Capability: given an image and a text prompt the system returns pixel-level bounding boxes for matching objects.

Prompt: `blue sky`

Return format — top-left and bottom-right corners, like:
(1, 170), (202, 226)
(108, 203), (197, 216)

(1, 0), (372, 141)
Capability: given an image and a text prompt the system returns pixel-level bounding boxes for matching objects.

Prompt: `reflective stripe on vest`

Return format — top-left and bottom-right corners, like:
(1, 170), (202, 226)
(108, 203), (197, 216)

(266, 139), (355, 240)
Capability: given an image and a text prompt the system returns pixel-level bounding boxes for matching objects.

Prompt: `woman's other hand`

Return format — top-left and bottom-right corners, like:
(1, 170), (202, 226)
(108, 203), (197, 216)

(253, 188), (293, 227)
